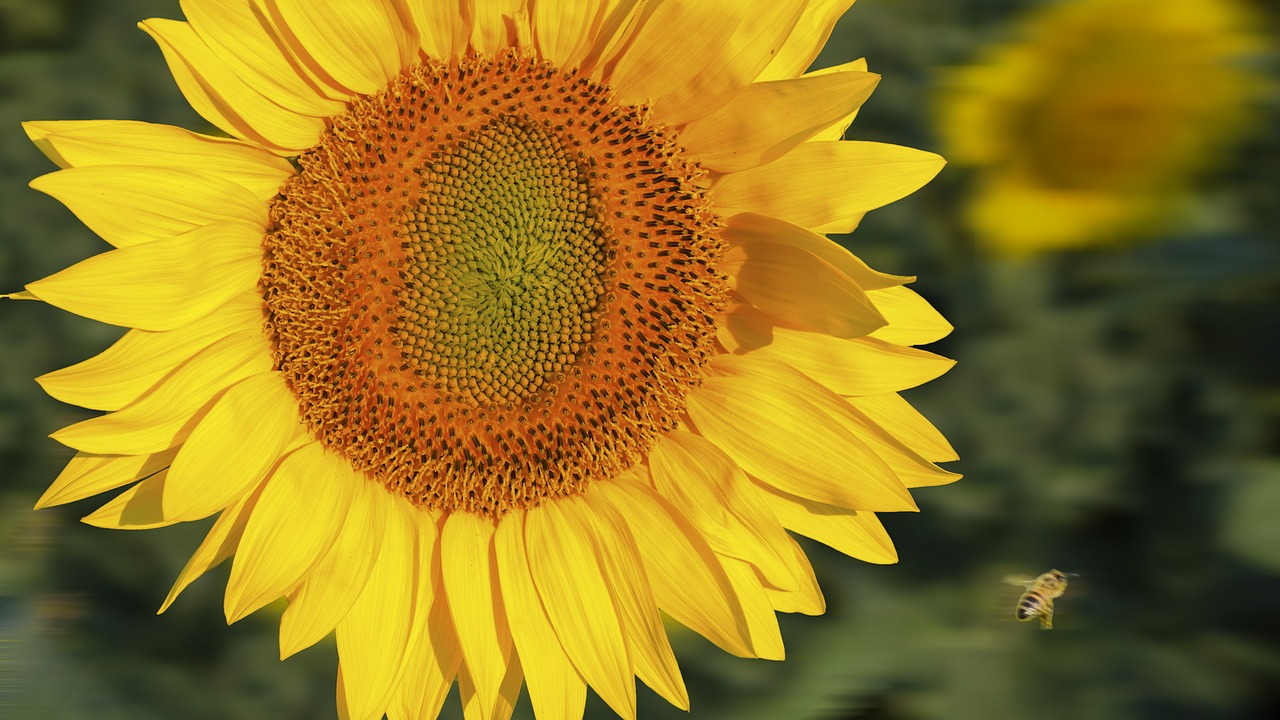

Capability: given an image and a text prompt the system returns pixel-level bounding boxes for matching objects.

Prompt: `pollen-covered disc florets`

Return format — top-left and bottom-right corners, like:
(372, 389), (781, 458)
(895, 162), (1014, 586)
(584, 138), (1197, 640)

(260, 52), (726, 516)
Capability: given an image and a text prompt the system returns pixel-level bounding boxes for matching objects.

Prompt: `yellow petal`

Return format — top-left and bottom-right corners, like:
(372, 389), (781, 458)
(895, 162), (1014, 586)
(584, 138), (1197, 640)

(381, 509), (442, 712)
(35, 448), (178, 510)
(81, 469), (177, 529)
(160, 484), (262, 613)
(759, 484), (897, 564)
(584, 488), (688, 711)
(472, 0), (530, 54)
(26, 220), (262, 331)
(788, 333), (954, 397)
(50, 330), (273, 455)
(811, 212), (864, 236)
(279, 476), (387, 658)
(243, 0), (352, 103)
(966, 171), (1135, 256)
(866, 285), (954, 346)
(337, 665), (355, 720)
(36, 293), (263, 412)
(336, 494), (419, 720)
(22, 120), (294, 201)
(722, 240), (886, 339)
(525, 497), (635, 720)
(181, 0), (351, 116)
(224, 442), (357, 623)
(713, 142), (945, 231)
(805, 58), (871, 142)
(387, 514), (460, 720)
(722, 212), (910, 292)
(140, 18), (325, 154)
(441, 511), (512, 720)
(29, 166), (266, 248)
(494, 510), (587, 720)
(689, 358), (916, 512)
(648, 430), (795, 591)
(576, 0), (646, 74)
(683, 69), (879, 173)
(532, 0), (606, 68)
(847, 392), (958, 464)
(402, 0), (471, 59)
(829, 400), (960, 489)
(594, 479), (755, 659)
(273, 0), (415, 95)
(718, 557), (784, 660)
(721, 309), (955, 396)
(757, 0), (856, 81)
(458, 655), (524, 720)
(390, 614), (460, 720)
(23, 119), (115, 167)
(765, 536), (825, 615)
(493, 655), (524, 720)
(161, 372), (304, 523)
(610, 1), (807, 126)
(714, 352), (954, 491)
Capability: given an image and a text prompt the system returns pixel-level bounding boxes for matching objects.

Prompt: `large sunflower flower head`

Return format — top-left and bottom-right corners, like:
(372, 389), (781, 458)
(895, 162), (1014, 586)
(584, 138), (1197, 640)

(939, 0), (1265, 255)
(10, 2), (957, 718)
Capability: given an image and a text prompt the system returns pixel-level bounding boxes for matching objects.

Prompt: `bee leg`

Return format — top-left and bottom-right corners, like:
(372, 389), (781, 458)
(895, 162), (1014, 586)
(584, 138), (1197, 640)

(1039, 604), (1054, 630)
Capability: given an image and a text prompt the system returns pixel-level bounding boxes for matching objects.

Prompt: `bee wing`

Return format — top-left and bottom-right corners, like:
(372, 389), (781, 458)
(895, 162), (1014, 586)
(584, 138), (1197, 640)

(1002, 574), (1034, 588)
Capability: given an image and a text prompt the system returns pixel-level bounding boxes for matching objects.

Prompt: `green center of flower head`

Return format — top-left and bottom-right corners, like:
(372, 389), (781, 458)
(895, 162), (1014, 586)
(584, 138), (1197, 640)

(398, 117), (607, 406)
(260, 52), (726, 516)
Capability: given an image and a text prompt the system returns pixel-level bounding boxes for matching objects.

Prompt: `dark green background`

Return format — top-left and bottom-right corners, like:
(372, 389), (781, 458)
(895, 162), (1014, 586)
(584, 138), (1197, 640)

(2, 1), (1278, 718)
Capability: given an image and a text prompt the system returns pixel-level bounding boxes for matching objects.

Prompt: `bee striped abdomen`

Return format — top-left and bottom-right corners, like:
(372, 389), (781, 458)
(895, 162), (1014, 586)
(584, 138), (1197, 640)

(1016, 594), (1044, 619)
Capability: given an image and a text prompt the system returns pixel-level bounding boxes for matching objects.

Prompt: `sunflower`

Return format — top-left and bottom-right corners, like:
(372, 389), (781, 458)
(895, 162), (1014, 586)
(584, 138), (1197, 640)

(939, 0), (1263, 255)
(11, 1), (957, 718)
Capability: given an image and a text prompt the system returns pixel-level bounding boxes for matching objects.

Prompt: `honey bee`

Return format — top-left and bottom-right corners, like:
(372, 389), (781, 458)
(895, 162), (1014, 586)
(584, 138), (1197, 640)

(1004, 569), (1073, 629)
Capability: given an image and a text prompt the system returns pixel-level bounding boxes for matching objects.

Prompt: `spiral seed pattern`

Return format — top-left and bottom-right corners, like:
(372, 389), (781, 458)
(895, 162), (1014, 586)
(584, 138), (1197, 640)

(397, 116), (606, 406)
(260, 53), (726, 516)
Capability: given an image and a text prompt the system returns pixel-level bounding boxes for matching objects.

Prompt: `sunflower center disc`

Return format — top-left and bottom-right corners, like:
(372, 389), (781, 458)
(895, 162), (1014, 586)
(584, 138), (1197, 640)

(398, 116), (606, 405)
(261, 52), (726, 516)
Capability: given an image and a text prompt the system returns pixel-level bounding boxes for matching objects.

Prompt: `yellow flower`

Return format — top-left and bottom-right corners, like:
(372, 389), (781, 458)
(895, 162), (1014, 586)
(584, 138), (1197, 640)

(12, 1), (956, 718)
(940, 0), (1263, 254)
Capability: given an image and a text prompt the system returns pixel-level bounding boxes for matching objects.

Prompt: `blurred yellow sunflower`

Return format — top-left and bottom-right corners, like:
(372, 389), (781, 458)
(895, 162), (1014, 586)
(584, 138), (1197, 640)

(940, 0), (1263, 254)
(11, 1), (957, 718)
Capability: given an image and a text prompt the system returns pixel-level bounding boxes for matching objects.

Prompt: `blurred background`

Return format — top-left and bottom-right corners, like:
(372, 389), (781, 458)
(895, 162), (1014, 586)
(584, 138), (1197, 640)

(1, 0), (1278, 718)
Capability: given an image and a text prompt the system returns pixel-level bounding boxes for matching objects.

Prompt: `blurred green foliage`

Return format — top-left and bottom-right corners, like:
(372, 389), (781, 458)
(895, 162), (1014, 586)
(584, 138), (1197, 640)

(2, 1), (1279, 719)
